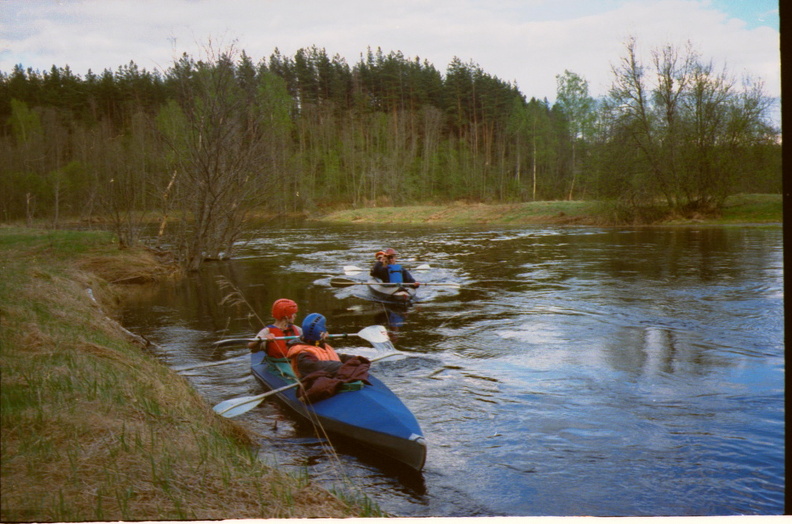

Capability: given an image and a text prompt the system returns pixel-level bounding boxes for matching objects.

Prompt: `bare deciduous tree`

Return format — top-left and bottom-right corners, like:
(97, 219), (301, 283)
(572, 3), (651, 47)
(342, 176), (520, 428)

(604, 37), (776, 214)
(158, 43), (290, 270)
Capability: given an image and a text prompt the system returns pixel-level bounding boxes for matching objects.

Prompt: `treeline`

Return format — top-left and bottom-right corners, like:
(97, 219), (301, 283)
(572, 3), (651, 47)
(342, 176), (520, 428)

(0, 40), (780, 266)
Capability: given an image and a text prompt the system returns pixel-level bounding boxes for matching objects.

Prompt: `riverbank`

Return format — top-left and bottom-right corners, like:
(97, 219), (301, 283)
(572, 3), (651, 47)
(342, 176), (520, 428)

(0, 227), (375, 521)
(315, 194), (782, 226)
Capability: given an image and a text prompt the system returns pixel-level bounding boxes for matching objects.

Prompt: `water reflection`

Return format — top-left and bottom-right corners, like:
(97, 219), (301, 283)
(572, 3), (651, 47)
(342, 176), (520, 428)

(121, 223), (784, 517)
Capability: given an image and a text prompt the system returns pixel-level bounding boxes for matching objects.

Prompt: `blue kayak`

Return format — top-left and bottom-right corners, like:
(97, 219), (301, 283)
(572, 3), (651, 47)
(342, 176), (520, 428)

(250, 351), (426, 471)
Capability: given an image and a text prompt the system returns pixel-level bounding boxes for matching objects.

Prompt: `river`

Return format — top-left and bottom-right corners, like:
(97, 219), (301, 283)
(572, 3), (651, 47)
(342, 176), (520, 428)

(120, 222), (784, 517)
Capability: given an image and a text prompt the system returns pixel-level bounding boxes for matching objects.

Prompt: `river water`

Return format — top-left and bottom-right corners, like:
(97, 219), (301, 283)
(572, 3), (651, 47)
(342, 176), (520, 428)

(120, 223), (784, 517)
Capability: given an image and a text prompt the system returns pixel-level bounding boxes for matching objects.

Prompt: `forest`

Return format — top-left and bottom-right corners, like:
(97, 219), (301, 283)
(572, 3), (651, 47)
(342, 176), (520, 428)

(0, 39), (780, 269)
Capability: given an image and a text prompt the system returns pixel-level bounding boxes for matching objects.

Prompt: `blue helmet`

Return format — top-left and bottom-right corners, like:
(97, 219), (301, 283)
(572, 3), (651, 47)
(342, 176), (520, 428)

(302, 313), (327, 342)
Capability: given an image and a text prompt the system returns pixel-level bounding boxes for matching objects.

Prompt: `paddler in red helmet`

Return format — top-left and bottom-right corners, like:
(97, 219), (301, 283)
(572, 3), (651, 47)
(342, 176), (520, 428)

(248, 298), (302, 358)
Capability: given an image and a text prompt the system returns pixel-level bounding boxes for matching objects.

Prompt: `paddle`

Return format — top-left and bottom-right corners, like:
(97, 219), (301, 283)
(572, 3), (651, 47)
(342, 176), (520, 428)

(330, 276), (460, 288)
(213, 324), (391, 348)
(344, 263), (431, 275)
(212, 325), (398, 418)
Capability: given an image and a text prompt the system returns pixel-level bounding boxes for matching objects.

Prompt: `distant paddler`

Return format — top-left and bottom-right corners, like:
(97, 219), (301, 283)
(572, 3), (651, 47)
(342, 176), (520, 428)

(370, 248), (420, 287)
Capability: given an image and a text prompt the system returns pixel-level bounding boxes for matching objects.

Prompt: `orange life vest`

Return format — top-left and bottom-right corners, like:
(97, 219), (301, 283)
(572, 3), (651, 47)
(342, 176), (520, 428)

(286, 342), (340, 377)
(265, 324), (298, 358)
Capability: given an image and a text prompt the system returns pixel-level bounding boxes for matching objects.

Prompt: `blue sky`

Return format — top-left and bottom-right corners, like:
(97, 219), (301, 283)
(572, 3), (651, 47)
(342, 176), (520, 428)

(710, 0), (779, 29)
(0, 0), (781, 102)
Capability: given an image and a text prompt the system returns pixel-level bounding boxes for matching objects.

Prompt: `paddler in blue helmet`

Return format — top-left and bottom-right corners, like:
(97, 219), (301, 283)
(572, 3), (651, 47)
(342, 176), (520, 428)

(286, 313), (359, 378)
(370, 248), (419, 285)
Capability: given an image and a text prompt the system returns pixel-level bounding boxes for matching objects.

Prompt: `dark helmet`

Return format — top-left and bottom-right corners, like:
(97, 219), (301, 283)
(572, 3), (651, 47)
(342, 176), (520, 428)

(302, 313), (327, 342)
(272, 298), (298, 320)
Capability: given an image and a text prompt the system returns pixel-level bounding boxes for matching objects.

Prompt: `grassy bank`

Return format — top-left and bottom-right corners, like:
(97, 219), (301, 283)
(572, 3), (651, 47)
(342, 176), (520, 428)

(317, 194), (782, 226)
(0, 227), (371, 521)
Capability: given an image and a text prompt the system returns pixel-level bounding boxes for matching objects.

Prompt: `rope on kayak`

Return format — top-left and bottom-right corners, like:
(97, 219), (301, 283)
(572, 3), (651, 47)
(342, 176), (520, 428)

(299, 386), (353, 483)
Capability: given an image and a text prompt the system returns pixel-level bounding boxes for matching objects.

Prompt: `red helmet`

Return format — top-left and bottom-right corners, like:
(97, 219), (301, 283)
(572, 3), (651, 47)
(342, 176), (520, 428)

(384, 248), (398, 256)
(375, 250), (385, 259)
(271, 298), (298, 320)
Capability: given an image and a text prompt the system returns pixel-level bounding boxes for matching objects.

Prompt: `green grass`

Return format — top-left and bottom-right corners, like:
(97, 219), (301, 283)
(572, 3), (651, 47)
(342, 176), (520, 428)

(322, 200), (599, 225)
(718, 194), (783, 224)
(318, 194), (781, 226)
(0, 227), (116, 256)
(0, 228), (367, 521)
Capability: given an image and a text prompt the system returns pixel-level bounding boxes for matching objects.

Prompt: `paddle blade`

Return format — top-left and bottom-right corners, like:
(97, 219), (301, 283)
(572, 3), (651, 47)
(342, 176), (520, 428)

(356, 325), (398, 352)
(213, 393), (266, 418)
(371, 339), (397, 352)
(357, 325), (390, 344)
(213, 382), (300, 418)
(330, 277), (357, 288)
(343, 265), (364, 275)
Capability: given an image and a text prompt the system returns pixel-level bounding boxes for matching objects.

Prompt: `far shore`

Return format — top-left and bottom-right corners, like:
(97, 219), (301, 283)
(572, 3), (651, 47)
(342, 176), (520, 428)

(7, 194), (780, 232)
(310, 194), (782, 227)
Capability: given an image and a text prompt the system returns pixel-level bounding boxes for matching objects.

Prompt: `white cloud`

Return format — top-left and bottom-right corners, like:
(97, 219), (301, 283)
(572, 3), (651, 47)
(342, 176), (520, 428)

(0, 0), (780, 101)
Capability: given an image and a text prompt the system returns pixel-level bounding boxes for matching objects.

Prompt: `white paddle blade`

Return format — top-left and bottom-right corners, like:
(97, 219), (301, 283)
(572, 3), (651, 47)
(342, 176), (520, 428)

(213, 393), (266, 418)
(343, 265), (364, 275)
(357, 325), (398, 352)
(372, 339), (398, 352)
(213, 382), (300, 418)
(357, 325), (390, 344)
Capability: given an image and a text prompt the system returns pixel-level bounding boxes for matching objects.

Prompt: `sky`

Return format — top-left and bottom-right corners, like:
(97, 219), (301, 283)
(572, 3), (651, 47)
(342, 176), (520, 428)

(0, 0), (781, 104)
